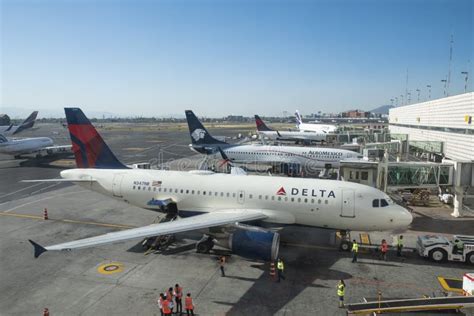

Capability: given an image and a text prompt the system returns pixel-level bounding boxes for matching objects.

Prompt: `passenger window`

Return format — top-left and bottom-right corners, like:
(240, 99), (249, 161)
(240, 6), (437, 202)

(311, 199), (314, 203)
(249, 194), (253, 199)
(227, 193), (230, 197)
(271, 196), (275, 200)
(284, 197), (288, 202)
(180, 189), (183, 193)
(186, 190), (189, 194)
(203, 191), (206, 195)
(304, 198), (308, 203)
(138, 187), (141, 190)
(159, 188), (162, 192)
(372, 199), (379, 207)
(298, 198), (301, 203)
(318, 199), (322, 204)
(148, 187), (151, 191)
(220, 192), (223, 197)
(133, 186), (136, 190)
(265, 196), (268, 200)
(278, 196), (281, 201)
(259, 195), (262, 200)
(232, 193), (235, 198)
(192, 190), (195, 194)
(291, 197), (294, 202)
(153, 187), (156, 191)
(197, 191), (200, 195)
(381, 199), (389, 207)
(325, 200), (328, 204)
(215, 192), (218, 196)
(175, 189), (178, 193)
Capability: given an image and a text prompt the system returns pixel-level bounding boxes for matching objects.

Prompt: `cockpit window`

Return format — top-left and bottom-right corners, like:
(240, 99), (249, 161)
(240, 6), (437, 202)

(372, 199), (379, 207)
(380, 199), (389, 207)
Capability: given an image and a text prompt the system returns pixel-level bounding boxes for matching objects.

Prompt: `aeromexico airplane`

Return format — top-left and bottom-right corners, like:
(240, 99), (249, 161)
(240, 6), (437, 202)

(186, 110), (361, 169)
(255, 115), (327, 143)
(0, 111), (39, 136)
(295, 110), (338, 133)
(25, 108), (412, 261)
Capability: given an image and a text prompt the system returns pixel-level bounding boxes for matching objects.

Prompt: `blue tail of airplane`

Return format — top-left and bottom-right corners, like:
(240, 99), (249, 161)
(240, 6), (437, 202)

(255, 115), (273, 132)
(65, 108), (127, 169)
(13, 111), (38, 135)
(185, 110), (228, 145)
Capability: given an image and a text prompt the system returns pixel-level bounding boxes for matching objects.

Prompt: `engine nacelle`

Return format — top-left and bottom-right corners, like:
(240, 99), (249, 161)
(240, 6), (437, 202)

(228, 229), (280, 262)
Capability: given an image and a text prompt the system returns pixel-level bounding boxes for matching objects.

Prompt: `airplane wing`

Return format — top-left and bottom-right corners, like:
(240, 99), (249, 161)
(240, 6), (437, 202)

(29, 209), (267, 258)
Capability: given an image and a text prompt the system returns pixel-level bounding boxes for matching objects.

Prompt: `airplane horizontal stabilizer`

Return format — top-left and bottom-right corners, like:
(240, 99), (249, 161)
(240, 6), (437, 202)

(21, 178), (96, 183)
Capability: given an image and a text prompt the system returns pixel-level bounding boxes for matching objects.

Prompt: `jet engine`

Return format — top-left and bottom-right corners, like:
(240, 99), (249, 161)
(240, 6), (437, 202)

(228, 228), (280, 261)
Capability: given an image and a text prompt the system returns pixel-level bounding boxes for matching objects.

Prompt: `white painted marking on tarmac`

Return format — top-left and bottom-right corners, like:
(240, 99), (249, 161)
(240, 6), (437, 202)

(3, 190), (88, 213)
(0, 182), (46, 199)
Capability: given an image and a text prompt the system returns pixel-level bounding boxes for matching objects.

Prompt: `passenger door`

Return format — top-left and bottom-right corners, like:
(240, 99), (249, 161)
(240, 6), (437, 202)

(237, 190), (245, 204)
(112, 174), (124, 197)
(341, 189), (355, 217)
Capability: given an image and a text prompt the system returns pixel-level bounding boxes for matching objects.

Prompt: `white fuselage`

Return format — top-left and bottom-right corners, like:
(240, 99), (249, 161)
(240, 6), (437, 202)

(297, 123), (338, 133)
(210, 144), (361, 168)
(0, 137), (54, 155)
(258, 130), (328, 142)
(61, 168), (413, 231)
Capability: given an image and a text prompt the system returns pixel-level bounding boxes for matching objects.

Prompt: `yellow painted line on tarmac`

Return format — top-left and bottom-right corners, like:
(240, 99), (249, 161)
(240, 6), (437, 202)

(281, 242), (335, 251)
(0, 211), (135, 229)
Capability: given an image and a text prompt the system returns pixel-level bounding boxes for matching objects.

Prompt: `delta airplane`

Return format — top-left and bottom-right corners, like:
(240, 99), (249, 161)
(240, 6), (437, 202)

(186, 110), (361, 169)
(295, 110), (338, 133)
(25, 108), (412, 262)
(255, 115), (327, 143)
(0, 111), (39, 136)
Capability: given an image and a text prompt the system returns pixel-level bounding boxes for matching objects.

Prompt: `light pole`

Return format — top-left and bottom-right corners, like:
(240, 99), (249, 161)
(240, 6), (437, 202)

(441, 79), (447, 96)
(461, 71), (469, 93)
(416, 89), (420, 102)
(390, 98), (394, 107)
(426, 85), (431, 99)
(407, 92), (411, 104)
(400, 94), (404, 106)
(395, 97), (398, 107)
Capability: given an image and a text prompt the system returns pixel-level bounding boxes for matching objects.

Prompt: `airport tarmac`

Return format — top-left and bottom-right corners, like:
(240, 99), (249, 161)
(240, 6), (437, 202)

(0, 123), (473, 315)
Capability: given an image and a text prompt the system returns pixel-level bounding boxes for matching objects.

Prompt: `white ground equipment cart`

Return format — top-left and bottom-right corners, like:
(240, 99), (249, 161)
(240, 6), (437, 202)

(417, 235), (474, 264)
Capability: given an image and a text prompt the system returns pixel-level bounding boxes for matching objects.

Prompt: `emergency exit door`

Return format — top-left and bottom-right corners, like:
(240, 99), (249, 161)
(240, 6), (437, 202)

(341, 189), (355, 217)
(237, 190), (245, 204)
(112, 174), (124, 197)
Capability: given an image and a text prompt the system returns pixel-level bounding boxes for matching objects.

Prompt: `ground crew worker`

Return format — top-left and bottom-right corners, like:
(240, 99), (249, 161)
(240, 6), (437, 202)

(380, 239), (388, 261)
(43, 308), (50, 316)
(337, 280), (345, 308)
(174, 283), (183, 314)
(453, 239), (464, 254)
(162, 297), (172, 316)
(185, 293), (194, 316)
(397, 235), (404, 257)
(157, 293), (164, 316)
(277, 257), (285, 282)
(351, 239), (359, 263)
(166, 287), (174, 313)
(219, 256), (226, 277)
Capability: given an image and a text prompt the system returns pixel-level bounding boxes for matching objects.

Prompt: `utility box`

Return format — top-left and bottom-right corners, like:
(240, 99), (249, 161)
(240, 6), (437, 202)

(464, 273), (474, 296)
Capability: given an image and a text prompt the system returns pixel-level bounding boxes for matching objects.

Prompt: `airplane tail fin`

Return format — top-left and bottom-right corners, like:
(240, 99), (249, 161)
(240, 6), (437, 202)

(185, 110), (228, 145)
(295, 110), (303, 125)
(64, 108), (127, 169)
(13, 111), (38, 134)
(254, 115), (273, 132)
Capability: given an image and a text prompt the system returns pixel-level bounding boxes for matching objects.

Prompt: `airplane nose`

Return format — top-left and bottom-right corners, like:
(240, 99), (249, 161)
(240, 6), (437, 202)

(396, 207), (413, 228)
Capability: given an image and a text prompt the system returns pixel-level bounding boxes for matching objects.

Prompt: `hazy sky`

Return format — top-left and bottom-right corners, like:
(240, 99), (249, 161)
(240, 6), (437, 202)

(1, 0), (473, 117)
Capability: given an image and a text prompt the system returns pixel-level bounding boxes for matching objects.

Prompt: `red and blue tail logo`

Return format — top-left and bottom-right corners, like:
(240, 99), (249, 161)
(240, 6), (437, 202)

(276, 187), (286, 196)
(65, 108), (127, 169)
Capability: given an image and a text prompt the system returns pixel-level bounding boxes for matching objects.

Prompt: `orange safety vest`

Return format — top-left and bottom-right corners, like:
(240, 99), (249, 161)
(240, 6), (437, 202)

(167, 291), (173, 301)
(175, 287), (183, 298)
(381, 242), (388, 253)
(185, 297), (194, 310)
(162, 300), (171, 314)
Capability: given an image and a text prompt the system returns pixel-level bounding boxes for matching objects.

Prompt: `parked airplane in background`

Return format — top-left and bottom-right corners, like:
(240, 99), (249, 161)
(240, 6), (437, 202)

(0, 111), (39, 136)
(295, 110), (338, 133)
(25, 108), (412, 261)
(255, 115), (327, 143)
(186, 110), (361, 169)
(0, 134), (71, 159)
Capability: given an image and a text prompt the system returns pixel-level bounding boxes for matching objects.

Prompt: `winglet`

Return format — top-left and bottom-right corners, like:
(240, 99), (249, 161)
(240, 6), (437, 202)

(29, 239), (48, 258)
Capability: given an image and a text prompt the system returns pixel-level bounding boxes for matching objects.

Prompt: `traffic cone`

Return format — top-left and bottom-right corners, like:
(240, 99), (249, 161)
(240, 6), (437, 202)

(43, 308), (49, 316)
(269, 261), (276, 280)
(43, 208), (48, 220)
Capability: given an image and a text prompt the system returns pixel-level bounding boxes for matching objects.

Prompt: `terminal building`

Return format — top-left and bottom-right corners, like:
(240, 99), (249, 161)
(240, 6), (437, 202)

(389, 92), (473, 217)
